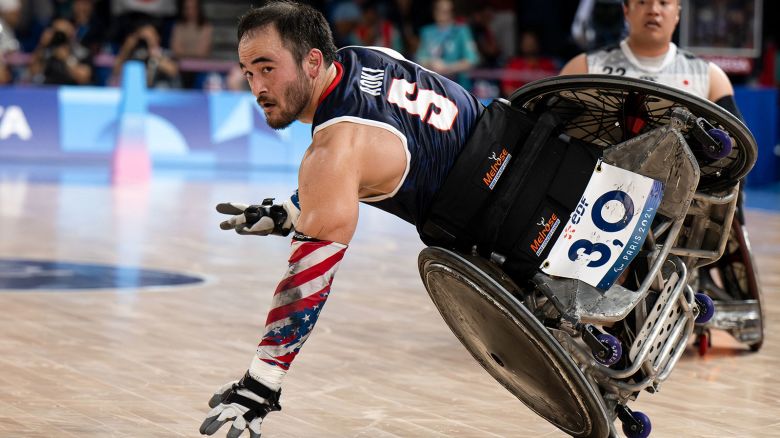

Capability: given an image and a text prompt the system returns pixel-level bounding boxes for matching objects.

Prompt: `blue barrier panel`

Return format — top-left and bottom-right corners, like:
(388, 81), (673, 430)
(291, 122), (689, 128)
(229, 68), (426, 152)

(735, 86), (779, 186)
(0, 87), (61, 159)
(0, 85), (310, 170)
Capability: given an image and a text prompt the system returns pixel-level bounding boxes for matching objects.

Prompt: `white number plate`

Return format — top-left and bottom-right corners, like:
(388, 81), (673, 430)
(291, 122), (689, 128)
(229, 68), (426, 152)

(541, 161), (664, 290)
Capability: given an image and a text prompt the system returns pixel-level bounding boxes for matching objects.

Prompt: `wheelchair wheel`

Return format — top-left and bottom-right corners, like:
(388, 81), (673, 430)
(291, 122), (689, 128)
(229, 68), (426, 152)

(418, 247), (612, 438)
(508, 75), (757, 192)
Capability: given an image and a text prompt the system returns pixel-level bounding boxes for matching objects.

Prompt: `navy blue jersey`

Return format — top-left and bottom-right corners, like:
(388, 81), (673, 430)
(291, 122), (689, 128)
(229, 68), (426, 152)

(312, 46), (484, 229)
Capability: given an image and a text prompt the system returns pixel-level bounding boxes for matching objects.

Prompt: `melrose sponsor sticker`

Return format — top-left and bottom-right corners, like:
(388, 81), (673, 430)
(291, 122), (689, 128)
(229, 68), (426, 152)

(483, 148), (511, 190)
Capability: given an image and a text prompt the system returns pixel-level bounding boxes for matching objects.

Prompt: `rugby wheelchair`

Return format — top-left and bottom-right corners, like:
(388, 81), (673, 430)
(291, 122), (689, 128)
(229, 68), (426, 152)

(418, 75), (760, 437)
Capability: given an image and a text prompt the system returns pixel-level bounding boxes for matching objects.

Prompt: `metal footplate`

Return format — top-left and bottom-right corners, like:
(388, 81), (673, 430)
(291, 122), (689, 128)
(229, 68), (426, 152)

(419, 247), (613, 438)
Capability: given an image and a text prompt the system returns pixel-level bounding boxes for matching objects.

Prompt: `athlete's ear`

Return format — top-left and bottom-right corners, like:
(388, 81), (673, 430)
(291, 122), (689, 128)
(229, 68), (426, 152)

(304, 49), (324, 78)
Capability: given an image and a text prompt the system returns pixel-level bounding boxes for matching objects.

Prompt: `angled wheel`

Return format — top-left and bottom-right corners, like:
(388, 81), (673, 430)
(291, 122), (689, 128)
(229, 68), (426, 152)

(418, 247), (611, 438)
(508, 75), (757, 192)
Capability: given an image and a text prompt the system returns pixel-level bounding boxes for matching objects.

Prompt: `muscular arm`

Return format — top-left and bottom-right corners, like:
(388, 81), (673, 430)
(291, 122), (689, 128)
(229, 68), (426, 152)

(295, 124), (362, 244)
(246, 121), (406, 391)
(296, 121), (406, 241)
(559, 53), (589, 75)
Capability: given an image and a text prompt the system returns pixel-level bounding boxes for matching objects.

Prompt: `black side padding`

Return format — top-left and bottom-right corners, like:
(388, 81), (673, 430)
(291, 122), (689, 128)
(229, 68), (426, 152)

(421, 100), (535, 245)
(477, 110), (562, 248)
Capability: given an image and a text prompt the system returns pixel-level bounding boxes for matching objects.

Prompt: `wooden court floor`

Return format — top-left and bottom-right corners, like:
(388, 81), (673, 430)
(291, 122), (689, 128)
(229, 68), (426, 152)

(0, 171), (778, 437)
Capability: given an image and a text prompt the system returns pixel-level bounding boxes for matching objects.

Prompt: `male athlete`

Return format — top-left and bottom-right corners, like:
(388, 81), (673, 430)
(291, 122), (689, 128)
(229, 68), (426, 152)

(199, 2), (484, 436)
(560, 0), (741, 116)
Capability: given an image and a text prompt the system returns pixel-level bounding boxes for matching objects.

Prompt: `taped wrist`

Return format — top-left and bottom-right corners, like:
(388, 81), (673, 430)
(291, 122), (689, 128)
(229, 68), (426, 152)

(220, 372), (282, 421)
(250, 236), (347, 386)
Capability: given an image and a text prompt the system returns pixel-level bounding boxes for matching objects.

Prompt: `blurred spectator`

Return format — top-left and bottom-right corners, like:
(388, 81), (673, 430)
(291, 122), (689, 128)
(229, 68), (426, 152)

(71, 0), (106, 58)
(0, 0), (19, 83)
(469, 4), (500, 67)
(469, 4), (501, 98)
(486, 0), (516, 62)
(518, 0), (580, 63)
(112, 0), (176, 19)
(330, 1), (361, 48)
(110, 0), (176, 51)
(415, 0), (479, 89)
(28, 18), (92, 85)
(170, 0), (212, 88)
(388, 0), (432, 57)
(0, 55), (9, 83)
(501, 30), (558, 96)
(0, 0), (20, 54)
(16, 0), (52, 52)
(171, 0), (211, 58)
(112, 23), (179, 88)
(350, 1), (403, 52)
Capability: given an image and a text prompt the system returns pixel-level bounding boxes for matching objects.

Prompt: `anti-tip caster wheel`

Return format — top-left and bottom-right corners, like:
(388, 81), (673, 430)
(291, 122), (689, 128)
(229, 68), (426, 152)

(622, 410), (652, 438)
(695, 292), (715, 324)
(594, 333), (622, 366)
(705, 128), (733, 159)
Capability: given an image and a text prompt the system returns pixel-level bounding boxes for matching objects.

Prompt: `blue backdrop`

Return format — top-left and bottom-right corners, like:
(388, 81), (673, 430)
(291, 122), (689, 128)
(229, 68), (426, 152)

(0, 80), (777, 185)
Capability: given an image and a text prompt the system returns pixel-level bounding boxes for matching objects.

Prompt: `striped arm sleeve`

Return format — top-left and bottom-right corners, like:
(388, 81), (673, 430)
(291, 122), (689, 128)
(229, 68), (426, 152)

(249, 237), (347, 388)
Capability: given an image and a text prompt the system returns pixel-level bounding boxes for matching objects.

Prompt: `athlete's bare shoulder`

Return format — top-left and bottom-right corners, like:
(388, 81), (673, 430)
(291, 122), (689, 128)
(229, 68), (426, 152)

(310, 121), (406, 200)
(560, 53), (589, 75)
(707, 62), (735, 102)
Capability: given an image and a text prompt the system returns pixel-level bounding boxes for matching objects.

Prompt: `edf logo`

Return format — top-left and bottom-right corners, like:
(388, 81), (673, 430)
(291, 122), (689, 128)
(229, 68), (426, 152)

(0, 105), (32, 140)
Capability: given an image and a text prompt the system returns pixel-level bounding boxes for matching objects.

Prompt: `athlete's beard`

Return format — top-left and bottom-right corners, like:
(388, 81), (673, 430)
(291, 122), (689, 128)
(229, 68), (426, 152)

(260, 68), (312, 130)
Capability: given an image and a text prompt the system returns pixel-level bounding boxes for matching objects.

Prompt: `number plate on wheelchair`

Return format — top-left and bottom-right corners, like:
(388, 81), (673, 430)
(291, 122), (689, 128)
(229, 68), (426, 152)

(541, 161), (664, 290)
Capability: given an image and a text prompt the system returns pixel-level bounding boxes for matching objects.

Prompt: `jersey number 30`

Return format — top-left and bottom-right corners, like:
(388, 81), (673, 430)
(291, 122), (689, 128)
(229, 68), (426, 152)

(387, 78), (458, 131)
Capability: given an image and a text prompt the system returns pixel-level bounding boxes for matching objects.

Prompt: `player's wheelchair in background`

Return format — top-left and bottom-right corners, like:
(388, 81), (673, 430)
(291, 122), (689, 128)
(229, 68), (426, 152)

(418, 75), (760, 437)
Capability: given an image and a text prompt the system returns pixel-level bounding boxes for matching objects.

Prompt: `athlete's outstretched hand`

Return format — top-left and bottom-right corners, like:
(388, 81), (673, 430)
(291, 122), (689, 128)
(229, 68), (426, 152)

(217, 191), (300, 237)
(200, 372), (281, 438)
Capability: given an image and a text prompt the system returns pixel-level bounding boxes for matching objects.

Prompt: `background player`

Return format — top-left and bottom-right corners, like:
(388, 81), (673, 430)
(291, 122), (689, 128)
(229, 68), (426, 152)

(560, 0), (741, 117)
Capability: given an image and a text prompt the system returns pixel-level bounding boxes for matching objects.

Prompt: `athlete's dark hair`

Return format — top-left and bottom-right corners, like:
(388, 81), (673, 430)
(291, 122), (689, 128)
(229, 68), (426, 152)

(237, 1), (337, 66)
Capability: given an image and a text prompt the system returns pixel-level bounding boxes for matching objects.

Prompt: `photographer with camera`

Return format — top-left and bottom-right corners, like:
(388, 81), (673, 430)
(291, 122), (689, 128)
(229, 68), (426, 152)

(28, 18), (92, 85)
(111, 23), (179, 88)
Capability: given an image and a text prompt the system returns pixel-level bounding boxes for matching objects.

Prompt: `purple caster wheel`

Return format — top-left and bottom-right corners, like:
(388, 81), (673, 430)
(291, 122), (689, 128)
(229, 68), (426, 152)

(622, 411), (652, 438)
(703, 128), (733, 159)
(594, 333), (622, 366)
(695, 292), (715, 324)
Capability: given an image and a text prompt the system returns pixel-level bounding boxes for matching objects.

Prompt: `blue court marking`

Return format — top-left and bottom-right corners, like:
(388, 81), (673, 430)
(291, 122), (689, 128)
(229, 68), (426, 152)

(0, 259), (203, 291)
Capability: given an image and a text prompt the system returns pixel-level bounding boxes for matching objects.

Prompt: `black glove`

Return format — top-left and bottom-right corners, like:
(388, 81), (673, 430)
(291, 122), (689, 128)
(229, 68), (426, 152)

(200, 372), (282, 438)
(216, 192), (300, 237)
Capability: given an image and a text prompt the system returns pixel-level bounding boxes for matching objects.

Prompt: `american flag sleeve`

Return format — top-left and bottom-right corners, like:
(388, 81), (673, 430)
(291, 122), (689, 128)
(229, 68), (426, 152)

(249, 237), (347, 388)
